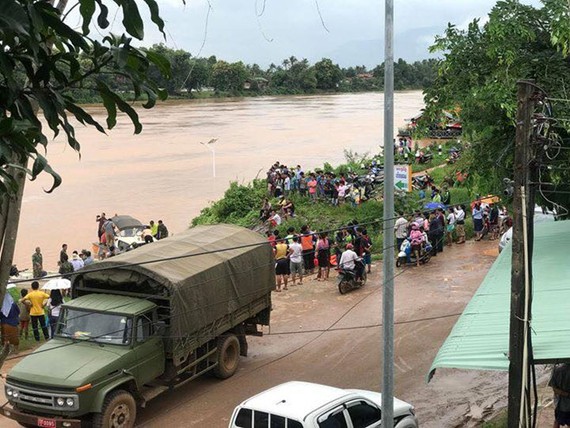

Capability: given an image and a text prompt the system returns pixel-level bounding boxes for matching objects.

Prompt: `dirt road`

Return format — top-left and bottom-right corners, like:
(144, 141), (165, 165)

(133, 239), (502, 427)
(2, 239), (553, 427)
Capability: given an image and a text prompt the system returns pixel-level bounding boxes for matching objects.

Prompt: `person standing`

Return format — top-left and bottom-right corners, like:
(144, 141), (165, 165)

(149, 220), (158, 238)
(316, 232), (331, 281)
(361, 229), (373, 274)
(20, 281), (50, 342)
(394, 212), (409, 252)
(288, 236), (304, 286)
(549, 363), (570, 428)
(455, 205), (466, 244)
(442, 186), (451, 206)
(1, 294), (20, 353)
(47, 290), (64, 339)
(96, 213), (107, 242)
(32, 247), (43, 278)
(81, 250), (95, 266)
(157, 220), (169, 240)
(472, 201), (484, 241)
(59, 243), (68, 264)
(300, 225), (315, 274)
(18, 290), (31, 340)
(103, 218), (116, 248)
(274, 238), (289, 292)
(446, 207), (456, 246)
(70, 251), (84, 271)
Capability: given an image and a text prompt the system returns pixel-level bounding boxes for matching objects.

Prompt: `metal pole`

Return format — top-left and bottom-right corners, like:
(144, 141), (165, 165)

(382, 0), (395, 427)
(507, 80), (534, 428)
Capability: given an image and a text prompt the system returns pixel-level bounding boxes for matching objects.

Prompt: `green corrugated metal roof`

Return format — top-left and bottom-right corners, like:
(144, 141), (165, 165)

(429, 220), (570, 381)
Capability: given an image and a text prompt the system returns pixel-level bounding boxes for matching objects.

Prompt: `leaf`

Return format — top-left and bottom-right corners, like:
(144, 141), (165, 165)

(79, 0), (95, 35)
(121, 0), (144, 40)
(42, 10), (90, 52)
(142, 0), (165, 38)
(0, 0), (30, 36)
(146, 50), (171, 78)
(96, 80), (142, 134)
(64, 100), (106, 134)
(94, 0), (110, 28)
(95, 80), (117, 129)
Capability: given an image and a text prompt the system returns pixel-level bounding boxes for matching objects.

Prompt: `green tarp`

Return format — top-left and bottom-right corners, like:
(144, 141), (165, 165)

(429, 220), (570, 381)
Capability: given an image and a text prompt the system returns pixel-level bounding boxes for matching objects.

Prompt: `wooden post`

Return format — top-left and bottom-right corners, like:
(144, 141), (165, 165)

(507, 80), (535, 427)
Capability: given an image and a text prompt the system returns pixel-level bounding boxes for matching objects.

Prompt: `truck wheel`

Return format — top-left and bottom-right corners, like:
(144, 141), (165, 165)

(92, 389), (136, 428)
(213, 334), (240, 379)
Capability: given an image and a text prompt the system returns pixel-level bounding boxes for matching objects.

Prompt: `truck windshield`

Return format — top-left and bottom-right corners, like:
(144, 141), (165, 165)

(57, 308), (133, 345)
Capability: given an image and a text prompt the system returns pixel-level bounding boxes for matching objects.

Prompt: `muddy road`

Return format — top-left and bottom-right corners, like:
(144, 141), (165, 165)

(2, 240), (552, 427)
(135, 240), (504, 427)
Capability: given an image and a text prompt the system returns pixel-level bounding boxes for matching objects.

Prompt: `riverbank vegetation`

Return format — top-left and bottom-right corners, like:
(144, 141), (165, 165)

(70, 45), (438, 103)
(191, 149), (474, 258)
(420, 0), (570, 213)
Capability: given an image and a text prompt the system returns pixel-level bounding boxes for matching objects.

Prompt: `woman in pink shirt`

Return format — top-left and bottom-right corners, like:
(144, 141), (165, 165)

(307, 175), (317, 202)
(409, 223), (424, 267)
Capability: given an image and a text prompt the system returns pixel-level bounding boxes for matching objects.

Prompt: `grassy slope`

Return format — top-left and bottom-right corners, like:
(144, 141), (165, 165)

(191, 148), (477, 258)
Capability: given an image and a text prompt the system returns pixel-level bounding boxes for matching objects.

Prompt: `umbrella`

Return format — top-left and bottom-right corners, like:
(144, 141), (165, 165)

(1, 293), (14, 317)
(424, 202), (446, 210)
(6, 283), (16, 290)
(41, 278), (71, 291)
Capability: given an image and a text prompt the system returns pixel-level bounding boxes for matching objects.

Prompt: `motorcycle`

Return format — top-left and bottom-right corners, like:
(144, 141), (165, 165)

(337, 261), (367, 294)
(396, 240), (432, 267)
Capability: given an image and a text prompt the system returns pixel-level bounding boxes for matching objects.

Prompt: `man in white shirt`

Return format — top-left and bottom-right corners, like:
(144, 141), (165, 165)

(454, 205), (466, 244)
(70, 251), (84, 271)
(338, 243), (361, 275)
(288, 236), (304, 285)
(394, 212), (409, 251)
(267, 210), (282, 228)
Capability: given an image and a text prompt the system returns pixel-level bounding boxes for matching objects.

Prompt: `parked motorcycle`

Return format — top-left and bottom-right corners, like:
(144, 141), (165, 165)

(396, 242), (432, 267)
(337, 261), (367, 294)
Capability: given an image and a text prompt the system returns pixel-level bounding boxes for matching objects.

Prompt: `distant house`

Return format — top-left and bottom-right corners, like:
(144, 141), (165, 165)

(244, 77), (269, 91)
(356, 73), (374, 80)
(399, 110), (462, 139)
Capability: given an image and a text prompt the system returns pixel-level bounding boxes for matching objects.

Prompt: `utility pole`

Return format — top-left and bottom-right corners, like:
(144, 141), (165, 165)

(382, 0), (395, 427)
(508, 80), (536, 428)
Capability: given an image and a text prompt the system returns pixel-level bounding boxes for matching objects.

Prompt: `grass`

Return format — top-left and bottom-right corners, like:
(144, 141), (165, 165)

(481, 411), (507, 427)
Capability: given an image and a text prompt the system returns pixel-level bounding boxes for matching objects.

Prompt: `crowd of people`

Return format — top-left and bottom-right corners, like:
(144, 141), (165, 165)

(266, 223), (372, 291)
(0, 281), (64, 353)
(263, 161), (382, 219)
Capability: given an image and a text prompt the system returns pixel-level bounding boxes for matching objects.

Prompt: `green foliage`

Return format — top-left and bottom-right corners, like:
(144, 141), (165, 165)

(211, 61), (248, 94)
(314, 58), (343, 90)
(0, 0), (170, 194)
(424, 0), (570, 211)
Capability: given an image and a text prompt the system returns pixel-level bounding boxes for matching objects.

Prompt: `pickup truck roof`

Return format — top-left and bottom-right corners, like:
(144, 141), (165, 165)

(64, 293), (156, 315)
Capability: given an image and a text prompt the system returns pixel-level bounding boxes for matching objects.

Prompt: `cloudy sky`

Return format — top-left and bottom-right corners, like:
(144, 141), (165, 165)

(122, 0), (541, 68)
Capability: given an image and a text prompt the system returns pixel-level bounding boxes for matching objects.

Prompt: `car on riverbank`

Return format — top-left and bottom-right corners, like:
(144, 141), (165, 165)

(229, 381), (418, 428)
(112, 215), (154, 252)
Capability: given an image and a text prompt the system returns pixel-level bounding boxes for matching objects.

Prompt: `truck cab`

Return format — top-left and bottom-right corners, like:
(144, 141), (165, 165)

(4, 294), (164, 427)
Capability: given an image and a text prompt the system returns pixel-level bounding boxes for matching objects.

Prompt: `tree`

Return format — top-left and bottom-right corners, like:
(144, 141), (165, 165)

(210, 61), (249, 93)
(314, 58), (343, 90)
(0, 0), (171, 303)
(423, 0), (570, 210)
(145, 44), (191, 94)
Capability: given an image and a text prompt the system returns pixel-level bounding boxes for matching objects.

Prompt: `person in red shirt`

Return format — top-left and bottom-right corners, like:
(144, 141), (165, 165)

(266, 231), (276, 248)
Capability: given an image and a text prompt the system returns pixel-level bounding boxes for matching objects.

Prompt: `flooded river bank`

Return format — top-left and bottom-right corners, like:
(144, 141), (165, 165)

(16, 91), (424, 270)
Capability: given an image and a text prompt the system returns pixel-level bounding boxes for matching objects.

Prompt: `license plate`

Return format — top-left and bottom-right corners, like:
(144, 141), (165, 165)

(37, 418), (57, 428)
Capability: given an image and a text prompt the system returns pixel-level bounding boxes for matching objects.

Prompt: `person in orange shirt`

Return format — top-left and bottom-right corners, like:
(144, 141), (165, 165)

(20, 281), (50, 342)
(299, 225), (315, 274)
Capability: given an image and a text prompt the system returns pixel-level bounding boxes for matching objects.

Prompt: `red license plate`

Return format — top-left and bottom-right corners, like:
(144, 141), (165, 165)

(37, 418), (57, 428)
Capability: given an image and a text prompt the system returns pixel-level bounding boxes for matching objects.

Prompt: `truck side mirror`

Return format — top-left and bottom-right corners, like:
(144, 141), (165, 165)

(155, 321), (167, 337)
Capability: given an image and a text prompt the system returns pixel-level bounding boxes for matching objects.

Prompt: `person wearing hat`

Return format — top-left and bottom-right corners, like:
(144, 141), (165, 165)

(70, 251), (85, 271)
(409, 223), (424, 267)
(338, 243), (362, 279)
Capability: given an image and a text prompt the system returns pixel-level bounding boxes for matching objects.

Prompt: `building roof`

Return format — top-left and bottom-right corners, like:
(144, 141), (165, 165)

(429, 220), (570, 381)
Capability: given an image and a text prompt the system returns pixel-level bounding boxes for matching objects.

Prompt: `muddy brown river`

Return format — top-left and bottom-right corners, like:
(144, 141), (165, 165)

(16, 91), (424, 270)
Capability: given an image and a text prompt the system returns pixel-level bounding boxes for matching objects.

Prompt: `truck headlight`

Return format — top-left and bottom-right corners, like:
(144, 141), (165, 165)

(56, 397), (65, 406)
(12, 390), (18, 398)
(6, 388), (12, 397)
(66, 398), (75, 407)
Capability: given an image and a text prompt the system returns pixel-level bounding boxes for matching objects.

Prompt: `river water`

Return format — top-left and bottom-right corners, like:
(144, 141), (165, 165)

(15, 91), (424, 270)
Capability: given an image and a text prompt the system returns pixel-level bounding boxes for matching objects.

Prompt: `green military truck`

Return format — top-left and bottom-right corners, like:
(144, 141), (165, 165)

(2, 224), (274, 428)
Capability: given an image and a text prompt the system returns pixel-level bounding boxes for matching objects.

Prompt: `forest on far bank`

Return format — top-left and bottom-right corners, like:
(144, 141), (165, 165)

(71, 44), (437, 102)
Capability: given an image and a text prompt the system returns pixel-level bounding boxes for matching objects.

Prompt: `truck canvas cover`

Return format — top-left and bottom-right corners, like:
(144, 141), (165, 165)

(72, 224), (274, 344)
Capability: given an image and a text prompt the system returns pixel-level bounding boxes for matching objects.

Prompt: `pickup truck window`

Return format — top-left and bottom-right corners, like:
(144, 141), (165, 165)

(317, 407), (348, 428)
(57, 308), (133, 345)
(346, 400), (381, 428)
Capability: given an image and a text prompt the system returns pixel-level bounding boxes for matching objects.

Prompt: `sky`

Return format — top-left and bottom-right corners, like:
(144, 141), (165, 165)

(98, 0), (542, 68)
